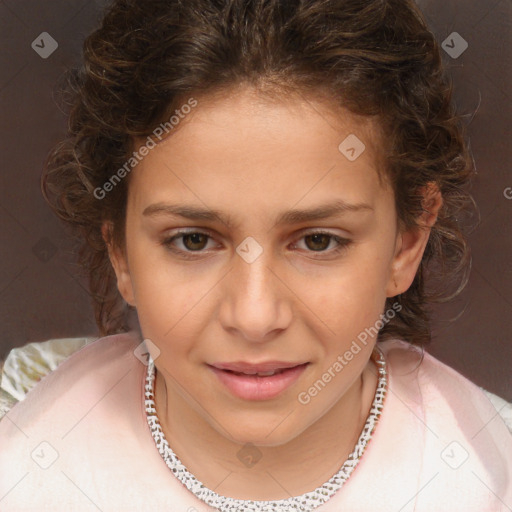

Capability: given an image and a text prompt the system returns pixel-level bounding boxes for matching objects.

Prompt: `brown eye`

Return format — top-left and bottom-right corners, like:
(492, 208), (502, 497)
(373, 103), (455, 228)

(162, 230), (214, 255)
(292, 231), (352, 257)
(181, 233), (209, 251)
(304, 233), (332, 251)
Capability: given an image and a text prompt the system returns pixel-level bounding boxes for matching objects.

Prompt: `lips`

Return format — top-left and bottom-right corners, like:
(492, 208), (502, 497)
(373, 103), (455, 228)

(211, 361), (306, 374)
(208, 361), (309, 400)
(227, 368), (285, 377)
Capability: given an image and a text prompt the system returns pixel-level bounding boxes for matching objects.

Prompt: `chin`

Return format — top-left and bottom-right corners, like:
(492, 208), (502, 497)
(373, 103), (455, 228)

(217, 414), (306, 448)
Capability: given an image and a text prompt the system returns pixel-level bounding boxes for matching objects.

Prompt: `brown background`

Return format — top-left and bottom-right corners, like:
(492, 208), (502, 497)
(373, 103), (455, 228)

(1, 0), (511, 400)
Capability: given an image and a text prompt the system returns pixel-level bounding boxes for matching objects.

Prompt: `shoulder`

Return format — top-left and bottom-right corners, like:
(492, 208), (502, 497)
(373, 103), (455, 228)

(0, 332), (209, 510)
(375, 338), (512, 508)
(0, 332), (142, 436)
(0, 331), (150, 510)
(0, 331), (141, 425)
(0, 332), (210, 510)
(378, 338), (512, 434)
(378, 339), (510, 415)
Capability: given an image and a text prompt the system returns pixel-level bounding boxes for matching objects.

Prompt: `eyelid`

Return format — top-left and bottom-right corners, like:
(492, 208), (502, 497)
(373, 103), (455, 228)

(291, 226), (351, 241)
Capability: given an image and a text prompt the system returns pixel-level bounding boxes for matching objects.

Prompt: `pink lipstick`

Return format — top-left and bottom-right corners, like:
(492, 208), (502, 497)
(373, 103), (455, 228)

(208, 361), (309, 400)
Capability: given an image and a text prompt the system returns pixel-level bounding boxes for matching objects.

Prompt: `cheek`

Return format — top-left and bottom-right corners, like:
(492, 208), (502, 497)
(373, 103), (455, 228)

(125, 249), (202, 343)
(128, 239), (195, 304)
(306, 253), (391, 333)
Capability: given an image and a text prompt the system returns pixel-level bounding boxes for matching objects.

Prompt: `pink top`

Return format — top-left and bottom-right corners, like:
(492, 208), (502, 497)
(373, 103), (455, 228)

(1, 332), (511, 511)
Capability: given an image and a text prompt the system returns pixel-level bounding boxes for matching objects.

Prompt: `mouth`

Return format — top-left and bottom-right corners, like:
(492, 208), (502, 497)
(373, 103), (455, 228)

(207, 362), (310, 401)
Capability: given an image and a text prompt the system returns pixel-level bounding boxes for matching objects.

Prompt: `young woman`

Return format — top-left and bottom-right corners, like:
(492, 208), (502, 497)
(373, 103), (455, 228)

(1, 0), (511, 510)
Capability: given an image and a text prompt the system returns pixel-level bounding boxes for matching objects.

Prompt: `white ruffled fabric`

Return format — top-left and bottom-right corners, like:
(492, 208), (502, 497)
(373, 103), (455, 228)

(0, 337), (95, 415)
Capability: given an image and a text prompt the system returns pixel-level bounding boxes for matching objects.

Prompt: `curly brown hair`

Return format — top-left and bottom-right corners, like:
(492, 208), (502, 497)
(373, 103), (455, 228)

(42, 0), (475, 347)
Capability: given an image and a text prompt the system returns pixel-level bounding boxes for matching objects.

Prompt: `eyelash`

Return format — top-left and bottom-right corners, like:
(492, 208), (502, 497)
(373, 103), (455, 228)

(161, 229), (352, 260)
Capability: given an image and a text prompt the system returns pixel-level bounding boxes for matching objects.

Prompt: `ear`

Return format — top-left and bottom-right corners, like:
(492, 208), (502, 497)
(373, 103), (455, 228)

(102, 222), (136, 306)
(386, 183), (443, 297)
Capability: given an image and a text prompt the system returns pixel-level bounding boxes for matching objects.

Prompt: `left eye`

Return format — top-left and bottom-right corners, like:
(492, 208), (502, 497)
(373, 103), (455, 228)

(291, 231), (351, 255)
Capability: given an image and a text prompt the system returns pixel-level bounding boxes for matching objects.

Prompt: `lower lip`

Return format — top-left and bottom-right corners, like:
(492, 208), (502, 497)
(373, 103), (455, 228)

(209, 364), (309, 401)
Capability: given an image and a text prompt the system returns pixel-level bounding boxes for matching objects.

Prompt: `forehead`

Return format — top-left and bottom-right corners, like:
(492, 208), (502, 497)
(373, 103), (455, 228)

(128, 86), (389, 215)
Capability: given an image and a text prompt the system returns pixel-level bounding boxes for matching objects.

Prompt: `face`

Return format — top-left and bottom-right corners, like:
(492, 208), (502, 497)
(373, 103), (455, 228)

(108, 86), (434, 447)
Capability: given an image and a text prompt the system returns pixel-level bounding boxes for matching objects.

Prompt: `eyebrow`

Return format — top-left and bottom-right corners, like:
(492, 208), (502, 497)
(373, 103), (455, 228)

(142, 199), (373, 229)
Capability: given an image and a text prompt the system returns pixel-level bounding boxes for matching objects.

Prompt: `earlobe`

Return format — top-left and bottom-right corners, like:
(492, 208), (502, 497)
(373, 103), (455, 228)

(386, 183), (443, 297)
(101, 222), (136, 306)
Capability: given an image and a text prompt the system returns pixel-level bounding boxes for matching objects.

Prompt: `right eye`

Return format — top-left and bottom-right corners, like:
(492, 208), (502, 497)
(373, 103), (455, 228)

(162, 230), (217, 256)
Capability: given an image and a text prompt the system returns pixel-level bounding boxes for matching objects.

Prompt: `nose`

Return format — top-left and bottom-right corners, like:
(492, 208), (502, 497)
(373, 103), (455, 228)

(219, 247), (293, 343)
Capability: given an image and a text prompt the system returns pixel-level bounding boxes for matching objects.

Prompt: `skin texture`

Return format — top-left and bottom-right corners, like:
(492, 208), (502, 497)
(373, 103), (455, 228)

(105, 85), (442, 500)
